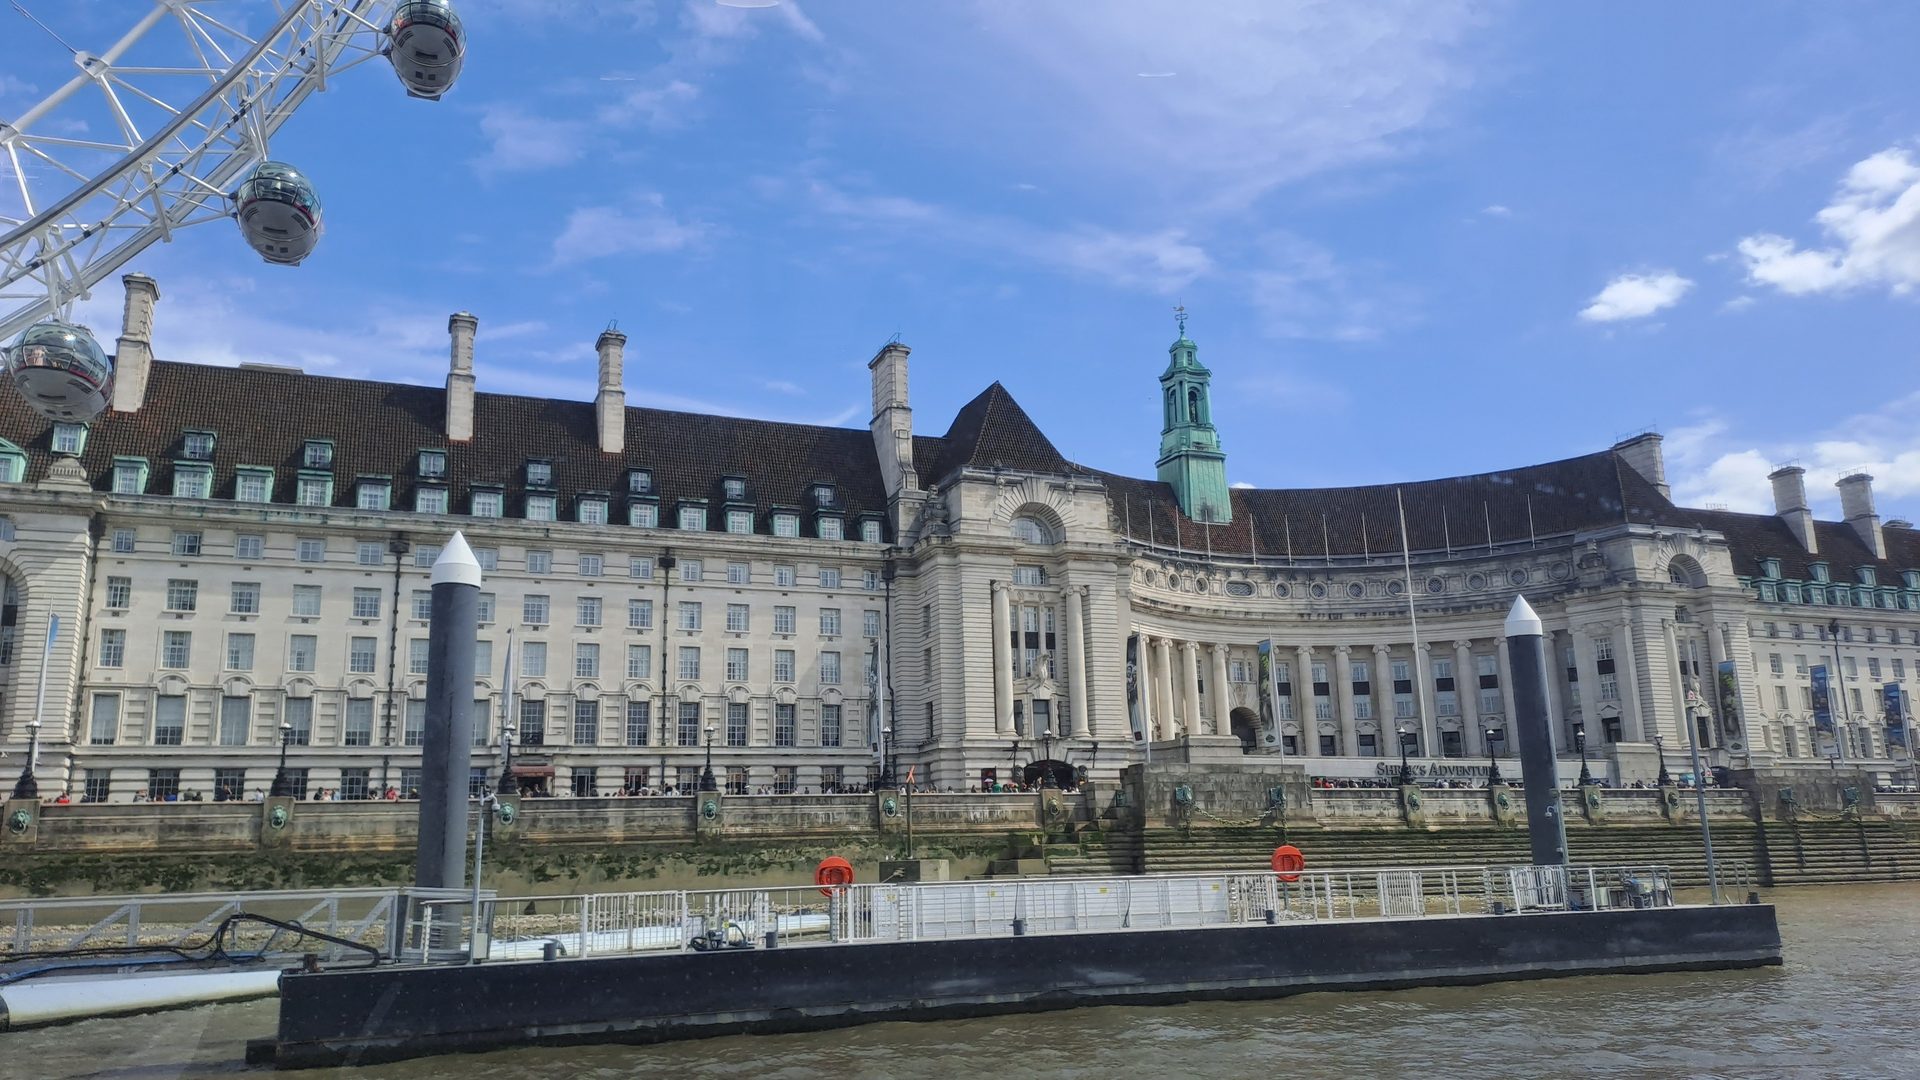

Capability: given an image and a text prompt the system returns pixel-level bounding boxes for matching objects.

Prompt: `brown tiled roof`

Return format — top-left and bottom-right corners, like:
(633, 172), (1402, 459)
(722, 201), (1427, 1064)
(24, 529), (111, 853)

(911, 382), (1072, 485)
(0, 361), (891, 529)
(1641, 506), (1920, 581)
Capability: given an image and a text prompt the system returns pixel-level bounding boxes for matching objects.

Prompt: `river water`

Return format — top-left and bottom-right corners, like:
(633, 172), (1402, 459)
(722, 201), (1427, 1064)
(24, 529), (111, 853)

(14, 883), (1919, 1080)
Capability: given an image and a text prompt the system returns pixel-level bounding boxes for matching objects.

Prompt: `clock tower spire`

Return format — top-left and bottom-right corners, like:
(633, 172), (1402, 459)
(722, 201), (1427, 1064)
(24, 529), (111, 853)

(1155, 306), (1231, 523)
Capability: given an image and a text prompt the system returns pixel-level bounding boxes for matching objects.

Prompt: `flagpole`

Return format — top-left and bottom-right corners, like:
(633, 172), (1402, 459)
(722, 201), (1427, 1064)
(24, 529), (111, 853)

(1397, 490), (1429, 760)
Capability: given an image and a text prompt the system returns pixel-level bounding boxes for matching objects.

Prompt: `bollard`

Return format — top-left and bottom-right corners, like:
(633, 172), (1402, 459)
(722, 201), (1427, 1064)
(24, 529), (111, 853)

(1012, 918), (1026, 937)
(1265, 909), (1276, 925)
(542, 941), (558, 962)
(765, 930), (779, 950)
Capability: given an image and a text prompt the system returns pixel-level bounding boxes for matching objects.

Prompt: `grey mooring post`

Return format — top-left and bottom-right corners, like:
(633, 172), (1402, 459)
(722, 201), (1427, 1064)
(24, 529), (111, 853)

(1505, 595), (1568, 867)
(415, 531), (482, 891)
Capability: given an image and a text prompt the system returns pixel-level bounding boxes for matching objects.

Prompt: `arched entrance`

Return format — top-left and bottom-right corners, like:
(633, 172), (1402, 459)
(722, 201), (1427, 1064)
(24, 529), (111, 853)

(1021, 759), (1076, 789)
(1229, 707), (1260, 753)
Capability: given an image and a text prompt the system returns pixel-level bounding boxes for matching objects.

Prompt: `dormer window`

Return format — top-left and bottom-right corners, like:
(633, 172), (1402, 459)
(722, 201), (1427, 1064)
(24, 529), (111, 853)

(182, 431), (215, 461)
(817, 514), (844, 541)
(51, 423), (86, 456)
(234, 466), (274, 503)
(627, 469), (652, 495)
(1905, 570), (1920, 590)
(1857, 567), (1877, 587)
(772, 512), (799, 538)
(470, 486), (503, 518)
(678, 503), (708, 531)
(526, 460), (552, 488)
(628, 500), (658, 528)
(418, 450), (447, 478)
(0, 439), (26, 483)
(356, 477), (392, 511)
(526, 493), (557, 522)
(725, 509), (753, 534)
(112, 457), (149, 495)
(1760, 558), (1782, 579)
(577, 495), (609, 525)
(1809, 562), (1830, 583)
(860, 518), (883, 544)
(723, 477), (747, 501)
(173, 463), (212, 499)
(295, 471), (333, 507)
(416, 486), (449, 515)
(302, 440), (334, 469)
(812, 484), (835, 508)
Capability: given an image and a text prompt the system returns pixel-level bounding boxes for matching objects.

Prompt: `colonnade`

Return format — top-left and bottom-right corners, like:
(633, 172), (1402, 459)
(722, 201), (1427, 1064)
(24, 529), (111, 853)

(989, 581), (1091, 740)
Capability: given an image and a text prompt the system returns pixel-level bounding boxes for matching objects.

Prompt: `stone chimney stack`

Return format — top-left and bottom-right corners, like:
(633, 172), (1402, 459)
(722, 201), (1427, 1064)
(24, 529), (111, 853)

(1769, 465), (1816, 553)
(446, 312), (477, 442)
(1836, 472), (1885, 558)
(1611, 432), (1669, 499)
(110, 273), (160, 413)
(868, 341), (918, 499)
(595, 328), (627, 455)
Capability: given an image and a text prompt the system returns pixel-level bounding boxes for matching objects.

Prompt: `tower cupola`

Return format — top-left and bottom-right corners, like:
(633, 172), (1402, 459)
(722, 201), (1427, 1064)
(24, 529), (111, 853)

(1155, 307), (1231, 523)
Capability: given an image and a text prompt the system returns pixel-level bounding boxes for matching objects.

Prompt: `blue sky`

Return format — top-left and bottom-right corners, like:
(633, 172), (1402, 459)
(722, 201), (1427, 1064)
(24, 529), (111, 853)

(6, 1), (1918, 519)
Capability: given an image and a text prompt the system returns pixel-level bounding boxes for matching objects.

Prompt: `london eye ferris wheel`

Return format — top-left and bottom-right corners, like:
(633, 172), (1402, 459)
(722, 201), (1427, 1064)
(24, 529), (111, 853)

(0, 0), (468, 422)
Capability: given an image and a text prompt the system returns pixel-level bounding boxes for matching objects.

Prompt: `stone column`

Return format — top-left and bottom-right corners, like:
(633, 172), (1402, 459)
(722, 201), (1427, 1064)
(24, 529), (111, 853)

(1614, 621), (1646, 744)
(990, 583), (1012, 735)
(1571, 623), (1601, 732)
(1416, 643), (1438, 756)
(1065, 588), (1090, 738)
(1497, 636), (1520, 753)
(1706, 620), (1732, 750)
(1662, 619), (1687, 749)
(1181, 641), (1203, 737)
(1137, 633), (1158, 741)
(1295, 645), (1317, 755)
(1373, 643), (1395, 751)
(1210, 643), (1232, 737)
(1333, 645), (1355, 757)
(1155, 637), (1177, 740)
(1454, 639), (1479, 757)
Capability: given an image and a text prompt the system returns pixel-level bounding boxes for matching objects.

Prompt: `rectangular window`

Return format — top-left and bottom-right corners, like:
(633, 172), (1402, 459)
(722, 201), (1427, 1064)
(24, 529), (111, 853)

(820, 651), (841, 684)
(98, 627), (126, 668)
(161, 630), (191, 669)
(679, 506), (707, 531)
(861, 520), (883, 544)
(1013, 565), (1046, 586)
(863, 610), (881, 638)
(774, 703), (796, 747)
(1355, 697), (1374, 720)
(154, 695), (186, 745)
(349, 635), (377, 674)
(629, 502), (658, 528)
(522, 641), (547, 678)
(578, 553), (604, 577)
(678, 601), (703, 630)
(296, 475), (332, 507)
(405, 699), (426, 746)
(629, 556), (655, 580)
(409, 638), (430, 675)
(173, 465), (212, 499)
(1795, 654), (1809, 674)
(726, 647), (749, 681)
(726, 510), (753, 535)
(578, 499), (608, 525)
(218, 695), (250, 746)
(297, 538), (325, 563)
(627, 644), (652, 680)
(1869, 658), (1882, 679)
(773, 514), (799, 538)
(818, 517), (844, 541)
(820, 608), (842, 636)
(522, 550), (551, 576)
(417, 449), (446, 478)
(629, 470), (653, 495)
(413, 545), (440, 569)
(226, 632), (255, 671)
(147, 769), (183, 801)
(84, 769), (113, 802)
(164, 578), (198, 612)
(292, 585), (322, 618)
(526, 461), (552, 487)
(680, 560), (703, 583)
(347, 587), (379, 620)
(112, 528), (136, 554)
(1769, 653), (1784, 674)
(577, 596), (602, 626)
(172, 530), (203, 556)
(774, 649), (795, 682)
(864, 569), (882, 591)
(820, 703), (841, 747)
(574, 700), (599, 744)
(526, 495), (557, 521)
(357, 480), (391, 511)
(235, 469), (272, 503)
(727, 702), (748, 747)
(628, 598), (653, 629)
(405, 589), (429, 621)
(1479, 687), (1503, 716)
(285, 697), (314, 746)
(105, 576), (131, 609)
(774, 606), (797, 635)
(722, 562), (749, 586)
(289, 634), (317, 672)
(726, 603), (750, 632)
(90, 693), (120, 745)
(775, 564), (795, 587)
(1437, 690), (1458, 716)
(678, 646), (701, 680)
(576, 643), (600, 679)
(678, 702), (701, 746)
(415, 487), (449, 514)
(352, 540), (381, 566)
(625, 700), (650, 746)
(518, 699), (545, 745)
(819, 568), (841, 589)
(472, 490), (504, 518)
(524, 594), (550, 624)
(113, 459), (148, 495)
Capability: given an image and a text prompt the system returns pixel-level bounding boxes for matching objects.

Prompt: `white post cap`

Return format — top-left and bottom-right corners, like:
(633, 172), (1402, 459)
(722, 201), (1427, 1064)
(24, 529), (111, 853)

(1504, 593), (1542, 638)
(432, 530), (483, 587)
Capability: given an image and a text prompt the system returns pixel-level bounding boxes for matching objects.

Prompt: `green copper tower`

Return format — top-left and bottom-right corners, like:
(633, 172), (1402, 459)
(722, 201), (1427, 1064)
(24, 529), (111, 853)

(1155, 307), (1231, 523)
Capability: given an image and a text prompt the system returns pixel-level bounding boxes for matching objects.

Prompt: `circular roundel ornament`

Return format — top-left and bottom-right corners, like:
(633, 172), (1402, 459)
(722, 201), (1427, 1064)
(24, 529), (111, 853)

(495, 801), (518, 825)
(1270, 844), (1305, 882)
(815, 856), (855, 896)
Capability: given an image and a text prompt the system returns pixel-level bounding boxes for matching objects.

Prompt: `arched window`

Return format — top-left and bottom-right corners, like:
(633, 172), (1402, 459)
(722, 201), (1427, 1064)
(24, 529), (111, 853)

(1011, 516), (1053, 545)
(1165, 388), (1177, 427)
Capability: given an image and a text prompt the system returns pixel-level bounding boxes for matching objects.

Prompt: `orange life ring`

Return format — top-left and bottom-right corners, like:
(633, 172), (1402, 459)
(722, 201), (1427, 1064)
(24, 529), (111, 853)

(1270, 844), (1305, 882)
(815, 856), (855, 895)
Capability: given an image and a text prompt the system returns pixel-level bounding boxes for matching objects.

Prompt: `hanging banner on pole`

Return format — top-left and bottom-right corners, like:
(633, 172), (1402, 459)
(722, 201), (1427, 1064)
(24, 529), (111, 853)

(1257, 639), (1284, 754)
(1885, 683), (1907, 750)
(1810, 664), (1834, 736)
(1715, 660), (1744, 750)
(1125, 634), (1144, 742)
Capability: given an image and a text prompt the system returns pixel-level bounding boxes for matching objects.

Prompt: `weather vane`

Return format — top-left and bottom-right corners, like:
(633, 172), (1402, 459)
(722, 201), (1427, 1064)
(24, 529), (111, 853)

(1173, 302), (1188, 336)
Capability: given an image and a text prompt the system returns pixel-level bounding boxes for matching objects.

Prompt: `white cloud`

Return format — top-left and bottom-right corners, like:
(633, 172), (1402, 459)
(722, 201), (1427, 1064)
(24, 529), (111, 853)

(549, 195), (707, 266)
(1245, 233), (1413, 342)
(1737, 144), (1920, 296)
(1665, 393), (1920, 518)
(1481, 204), (1512, 217)
(472, 106), (590, 175)
(1719, 295), (1756, 313)
(760, 379), (805, 396)
(1578, 271), (1694, 322)
(1230, 481), (1255, 489)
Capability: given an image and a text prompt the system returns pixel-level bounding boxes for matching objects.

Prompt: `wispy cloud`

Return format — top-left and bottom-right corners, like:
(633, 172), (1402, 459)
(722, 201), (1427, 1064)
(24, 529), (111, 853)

(1578, 270), (1694, 322)
(1666, 392), (1920, 517)
(1245, 233), (1415, 342)
(548, 194), (707, 267)
(1737, 143), (1920, 297)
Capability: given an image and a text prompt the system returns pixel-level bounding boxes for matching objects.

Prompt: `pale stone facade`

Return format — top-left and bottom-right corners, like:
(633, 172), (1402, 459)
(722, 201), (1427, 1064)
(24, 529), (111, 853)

(0, 277), (1915, 801)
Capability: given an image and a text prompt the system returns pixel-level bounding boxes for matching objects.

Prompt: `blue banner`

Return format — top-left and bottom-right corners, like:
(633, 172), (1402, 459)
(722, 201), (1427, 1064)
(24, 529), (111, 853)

(1715, 659), (1743, 747)
(1810, 665), (1834, 734)
(1885, 683), (1907, 750)
(1125, 634), (1144, 742)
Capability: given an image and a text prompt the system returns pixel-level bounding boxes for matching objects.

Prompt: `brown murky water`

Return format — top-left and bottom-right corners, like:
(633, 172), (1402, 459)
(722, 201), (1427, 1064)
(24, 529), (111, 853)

(12, 883), (1918, 1080)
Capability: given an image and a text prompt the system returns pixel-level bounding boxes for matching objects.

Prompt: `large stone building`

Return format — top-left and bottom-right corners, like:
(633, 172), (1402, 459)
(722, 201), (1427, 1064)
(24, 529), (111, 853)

(1, 275), (1915, 801)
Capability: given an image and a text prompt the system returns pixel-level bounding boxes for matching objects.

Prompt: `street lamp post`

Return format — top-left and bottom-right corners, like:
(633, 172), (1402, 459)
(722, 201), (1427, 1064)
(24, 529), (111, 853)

(498, 723), (516, 796)
(880, 725), (894, 789)
(1040, 724), (1057, 789)
(1574, 721), (1592, 786)
(1397, 723), (1415, 787)
(701, 724), (717, 792)
(269, 719), (294, 797)
(1654, 735), (1671, 786)
(1008, 739), (1021, 790)
(1485, 727), (1502, 787)
(9, 718), (41, 800)
(1828, 618), (1851, 767)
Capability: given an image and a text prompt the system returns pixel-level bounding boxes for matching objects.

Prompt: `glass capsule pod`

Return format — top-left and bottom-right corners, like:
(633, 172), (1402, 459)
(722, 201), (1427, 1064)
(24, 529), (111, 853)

(2, 319), (113, 422)
(232, 161), (323, 265)
(386, 0), (466, 100)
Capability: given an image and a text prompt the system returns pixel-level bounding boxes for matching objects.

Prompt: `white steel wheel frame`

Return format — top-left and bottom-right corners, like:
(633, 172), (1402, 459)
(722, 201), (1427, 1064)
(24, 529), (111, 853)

(0, 0), (387, 342)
